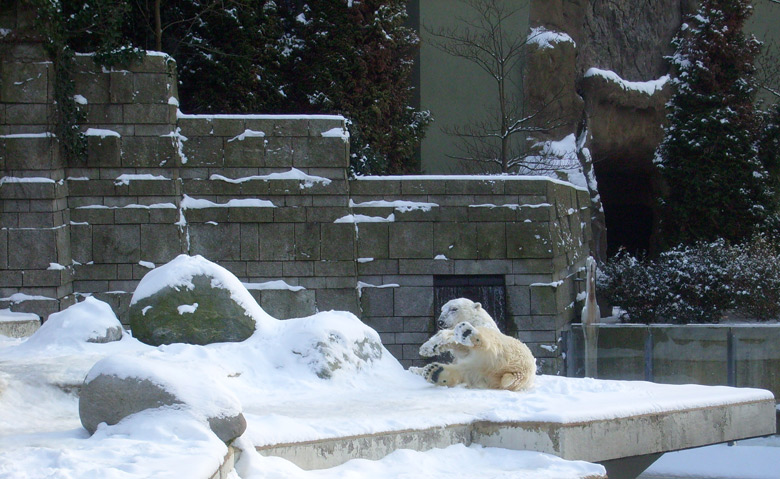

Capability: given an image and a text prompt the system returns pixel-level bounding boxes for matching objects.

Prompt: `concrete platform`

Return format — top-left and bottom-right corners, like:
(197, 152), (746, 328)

(0, 310), (40, 338)
(255, 387), (775, 479)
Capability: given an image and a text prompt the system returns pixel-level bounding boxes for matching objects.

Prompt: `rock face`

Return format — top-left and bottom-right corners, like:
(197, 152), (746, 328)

(80, 372), (246, 444)
(129, 256), (260, 346)
(526, 0), (696, 256)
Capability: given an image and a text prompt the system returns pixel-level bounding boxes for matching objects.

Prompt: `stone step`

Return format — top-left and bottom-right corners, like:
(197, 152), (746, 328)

(0, 309), (40, 337)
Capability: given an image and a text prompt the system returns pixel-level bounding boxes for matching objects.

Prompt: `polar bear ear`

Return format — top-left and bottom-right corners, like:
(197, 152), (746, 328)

(474, 302), (482, 310)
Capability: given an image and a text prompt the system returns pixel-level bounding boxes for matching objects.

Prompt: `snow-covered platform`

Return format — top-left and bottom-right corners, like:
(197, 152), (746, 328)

(249, 376), (775, 478)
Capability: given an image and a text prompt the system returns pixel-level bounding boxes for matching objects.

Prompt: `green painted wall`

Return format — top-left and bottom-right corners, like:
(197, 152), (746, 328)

(417, 0), (531, 174)
(747, 0), (780, 105)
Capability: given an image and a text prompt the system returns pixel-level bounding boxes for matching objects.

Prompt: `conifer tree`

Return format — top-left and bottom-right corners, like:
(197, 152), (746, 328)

(655, 0), (771, 246)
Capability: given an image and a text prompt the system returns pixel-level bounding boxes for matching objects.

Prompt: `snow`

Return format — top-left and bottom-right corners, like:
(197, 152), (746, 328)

(528, 26), (576, 49)
(0, 309), (38, 323)
(114, 173), (169, 185)
(227, 129), (266, 142)
(321, 127), (349, 141)
(1, 256), (775, 478)
(244, 280), (305, 292)
(177, 112), (345, 121)
(73, 94), (88, 105)
(0, 132), (54, 138)
(181, 195), (275, 209)
(334, 213), (395, 223)
(641, 438), (780, 479)
(210, 168), (331, 187)
(0, 176), (57, 185)
(84, 128), (121, 138)
(349, 199), (438, 212)
(0, 292), (57, 303)
(584, 68), (670, 95)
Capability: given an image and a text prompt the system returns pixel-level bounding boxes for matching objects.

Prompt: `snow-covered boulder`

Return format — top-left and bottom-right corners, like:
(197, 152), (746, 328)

(277, 311), (384, 379)
(128, 255), (274, 346)
(22, 297), (124, 348)
(79, 353), (246, 443)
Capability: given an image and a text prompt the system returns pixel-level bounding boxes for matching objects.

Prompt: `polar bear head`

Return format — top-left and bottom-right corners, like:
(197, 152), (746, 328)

(436, 298), (498, 330)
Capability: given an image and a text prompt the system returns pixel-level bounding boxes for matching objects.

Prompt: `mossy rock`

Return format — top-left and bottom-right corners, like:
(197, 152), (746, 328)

(129, 274), (256, 346)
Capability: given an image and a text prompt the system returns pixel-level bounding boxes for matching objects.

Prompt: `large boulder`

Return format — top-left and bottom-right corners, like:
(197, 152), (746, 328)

(79, 354), (246, 443)
(129, 255), (272, 346)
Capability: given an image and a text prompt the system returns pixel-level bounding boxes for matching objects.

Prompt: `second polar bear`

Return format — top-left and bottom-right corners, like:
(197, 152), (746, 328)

(435, 298), (499, 330)
(412, 321), (536, 391)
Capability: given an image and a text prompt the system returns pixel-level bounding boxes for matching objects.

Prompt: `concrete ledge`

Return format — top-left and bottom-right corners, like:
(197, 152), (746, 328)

(254, 396), (775, 473)
(0, 310), (40, 337)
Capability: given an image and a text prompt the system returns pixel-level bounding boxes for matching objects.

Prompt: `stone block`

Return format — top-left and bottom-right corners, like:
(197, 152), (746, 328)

(398, 258), (454, 275)
(356, 222), (389, 259)
(1, 135), (59, 170)
(243, 118), (275, 136)
(73, 69), (109, 104)
(8, 228), (57, 270)
(75, 263), (118, 281)
(315, 288), (359, 315)
(282, 260), (313, 277)
(273, 207), (307, 223)
(393, 286), (433, 317)
(294, 222), (320, 261)
(359, 286), (394, 318)
(292, 137), (348, 169)
(246, 261), (284, 278)
(224, 136), (265, 167)
(189, 223), (241, 261)
(178, 117), (214, 137)
(307, 118), (344, 137)
(0, 61), (50, 103)
(314, 260), (355, 277)
(445, 179), (502, 195)
(506, 286), (531, 316)
(272, 119), (309, 137)
(264, 137), (294, 167)
(114, 207), (150, 224)
(452, 259), (512, 275)
(128, 53), (176, 74)
(433, 222), (477, 259)
(108, 71), (134, 103)
(362, 316), (401, 333)
(228, 206), (274, 223)
(133, 73), (174, 104)
(476, 222), (506, 259)
(84, 104), (124, 124)
(348, 179), (401, 196)
(240, 223), (259, 261)
(506, 222), (554, 259)
(181, 136), (223, 167)
(356, 259), (399, 275)
(121, 136), (178, 167)
(257, 223), (295, 260)
(257, 289), (316, 320)
(210, 118), (245, 137)
(123, 103), (177, 125)
(0, 270), (23, 287)
(140, 224), (183, 264)
(320, 223), (355, 260)
(0, 229), (6, 269)
(86, 134), (121, 167)
(400, 179), (446, 195)
(504, 178), (548, 195)
(93, 224), (140, 264)
(529, 283), (560, 315)
(389, 222), (433, 259)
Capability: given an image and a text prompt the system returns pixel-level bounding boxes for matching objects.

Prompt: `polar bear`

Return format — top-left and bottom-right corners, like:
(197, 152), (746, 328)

(411, 321), (536, 392)
(436, 298), (499, 330)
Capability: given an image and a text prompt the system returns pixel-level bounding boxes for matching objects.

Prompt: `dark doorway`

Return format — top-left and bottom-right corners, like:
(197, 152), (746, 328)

(433, 275), (507, 332)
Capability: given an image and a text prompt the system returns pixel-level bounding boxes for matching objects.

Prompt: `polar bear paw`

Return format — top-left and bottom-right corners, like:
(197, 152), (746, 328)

(418, 362), (447, 385)
(419, 330), (453, 357)
(453, 321), (476, 346)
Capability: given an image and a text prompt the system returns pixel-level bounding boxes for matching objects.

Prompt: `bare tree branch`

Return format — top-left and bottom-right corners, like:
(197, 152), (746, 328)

(424, 0), (574, 174)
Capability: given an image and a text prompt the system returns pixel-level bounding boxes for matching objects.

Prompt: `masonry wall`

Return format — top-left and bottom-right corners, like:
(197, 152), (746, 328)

(1, 31), (591, 371)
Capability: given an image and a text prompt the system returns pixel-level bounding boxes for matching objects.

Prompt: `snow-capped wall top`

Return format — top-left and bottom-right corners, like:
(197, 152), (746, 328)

(584, 68), (669, 95)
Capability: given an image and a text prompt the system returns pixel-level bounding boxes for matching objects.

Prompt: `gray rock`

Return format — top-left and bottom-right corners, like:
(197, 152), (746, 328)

(129, 274), (256, 346)
(87, 325), (124, 344)
(79, 373), (246, 443)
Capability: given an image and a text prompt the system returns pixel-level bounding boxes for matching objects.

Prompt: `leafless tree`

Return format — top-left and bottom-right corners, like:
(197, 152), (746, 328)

(424, 0), (572, 174)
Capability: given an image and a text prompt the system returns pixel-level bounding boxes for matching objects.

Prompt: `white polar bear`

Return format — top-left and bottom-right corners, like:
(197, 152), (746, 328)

(435, 298), (499, 330)
(411, 321), (536, 391)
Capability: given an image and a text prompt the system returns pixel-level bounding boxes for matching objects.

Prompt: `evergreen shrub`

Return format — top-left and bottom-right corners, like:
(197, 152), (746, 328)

(598, 237), (780, 324)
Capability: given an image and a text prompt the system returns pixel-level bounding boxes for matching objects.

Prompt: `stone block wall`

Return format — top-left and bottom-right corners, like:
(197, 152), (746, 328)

(1, 36), (591, 371)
